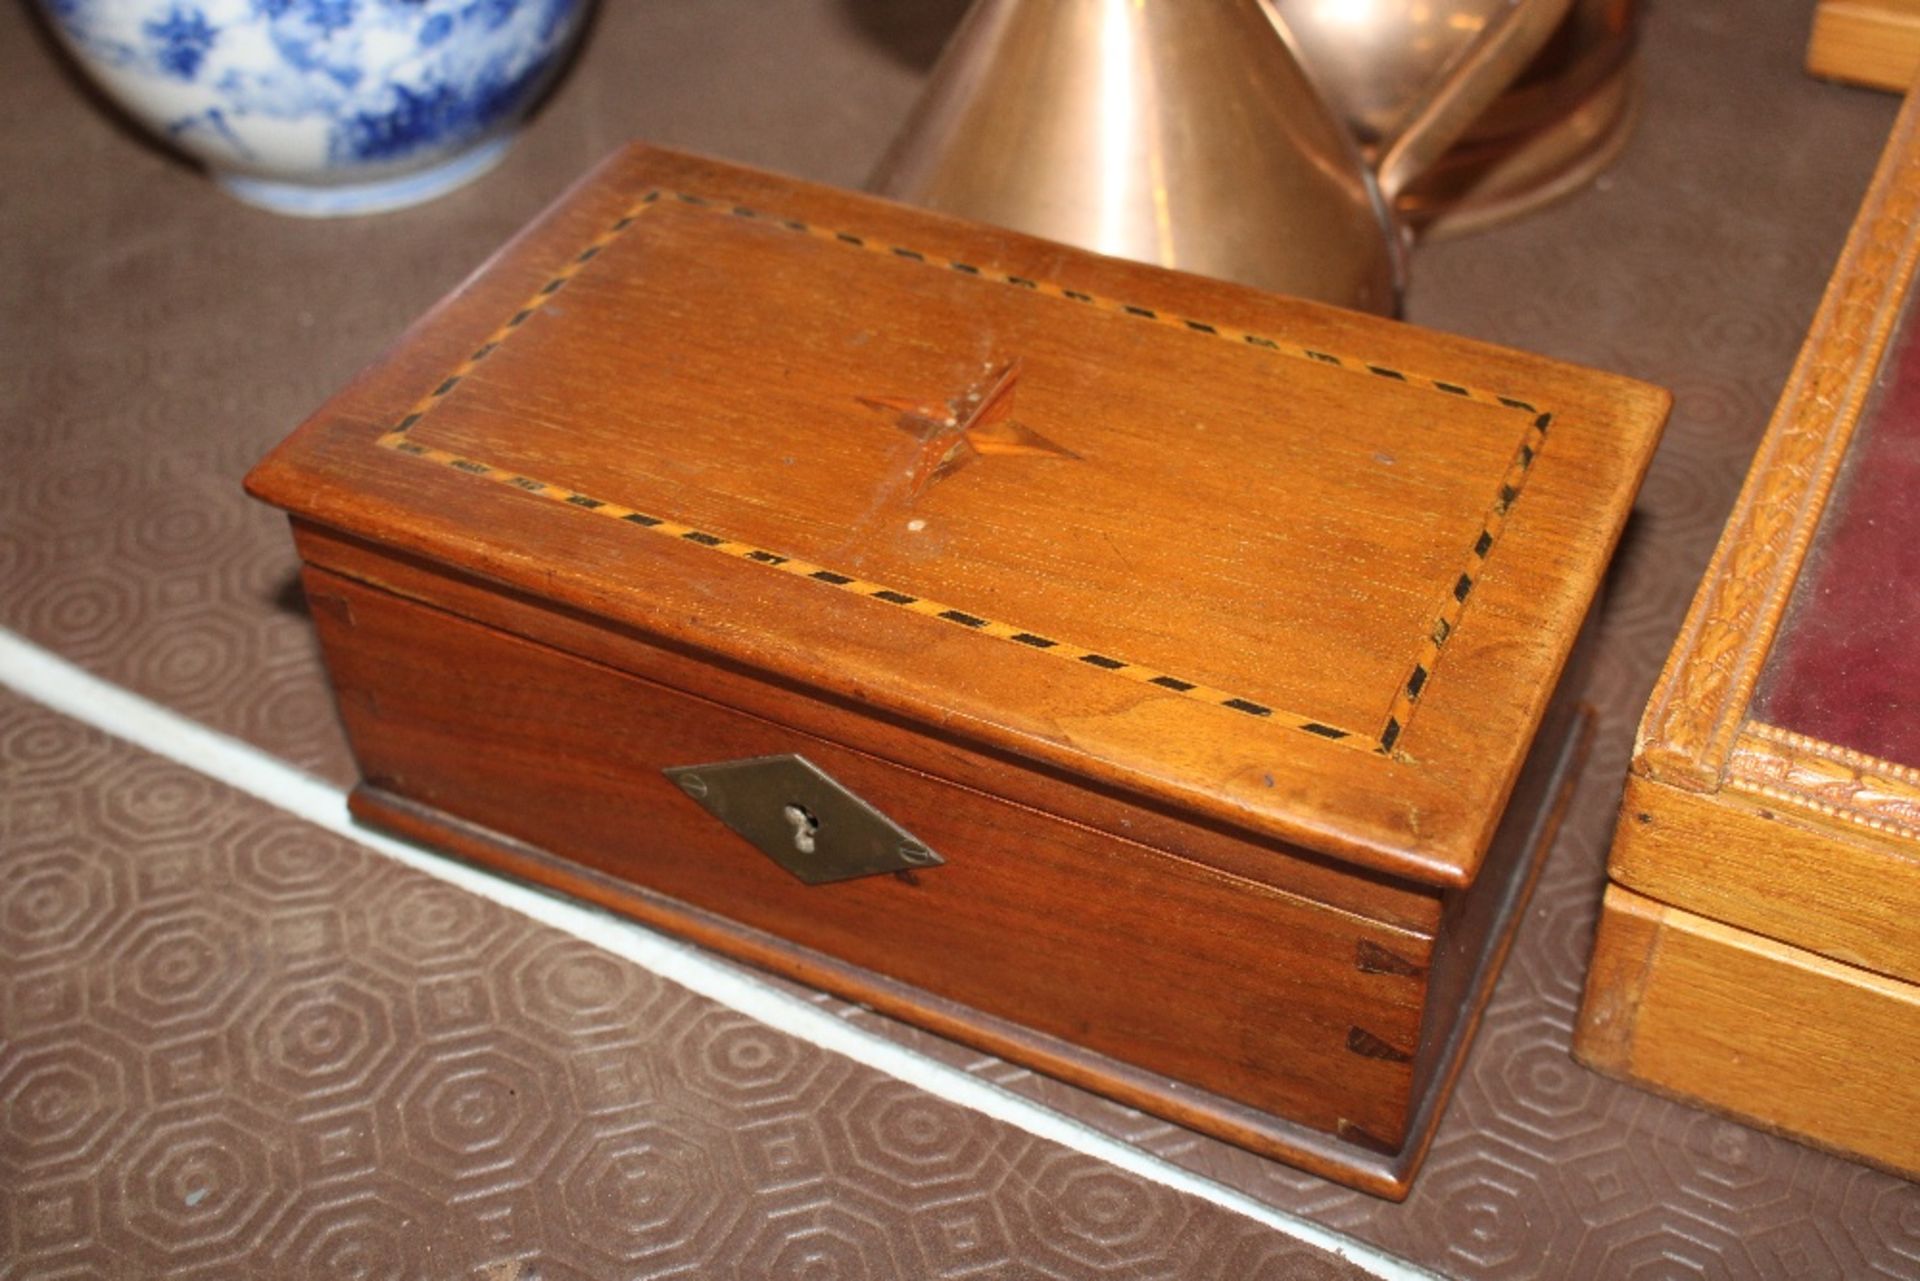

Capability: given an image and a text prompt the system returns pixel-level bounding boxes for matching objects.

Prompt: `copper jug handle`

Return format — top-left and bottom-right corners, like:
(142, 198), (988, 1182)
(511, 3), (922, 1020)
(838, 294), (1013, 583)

(1297, 0), (1580, 204)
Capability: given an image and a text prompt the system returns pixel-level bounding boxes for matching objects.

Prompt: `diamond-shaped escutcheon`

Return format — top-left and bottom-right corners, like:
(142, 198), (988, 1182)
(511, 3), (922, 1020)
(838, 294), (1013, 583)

(663, 754), (943, 885)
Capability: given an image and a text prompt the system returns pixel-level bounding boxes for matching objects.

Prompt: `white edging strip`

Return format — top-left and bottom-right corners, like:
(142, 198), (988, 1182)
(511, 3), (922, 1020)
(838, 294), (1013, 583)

(0, 626), (1434, 1281)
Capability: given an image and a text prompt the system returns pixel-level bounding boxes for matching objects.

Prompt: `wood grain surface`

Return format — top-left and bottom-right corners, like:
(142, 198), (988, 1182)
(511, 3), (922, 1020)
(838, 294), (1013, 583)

(1810, 0), (1920, 92)
(304, 564), (1430, 1150)
(1576, 885), (1920, 1180)
(246, 145), (1669, 890)
(289, 520), (1451, 933)
(1610, 769), (1920, 982)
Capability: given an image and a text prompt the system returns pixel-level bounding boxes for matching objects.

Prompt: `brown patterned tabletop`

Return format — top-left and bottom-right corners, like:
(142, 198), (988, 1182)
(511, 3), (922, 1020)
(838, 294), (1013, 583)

(4, 0), (1918, 1277)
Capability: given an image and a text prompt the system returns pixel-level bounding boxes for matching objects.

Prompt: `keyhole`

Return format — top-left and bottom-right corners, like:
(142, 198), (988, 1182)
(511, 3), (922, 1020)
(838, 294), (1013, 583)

(782, 803), (819, 855)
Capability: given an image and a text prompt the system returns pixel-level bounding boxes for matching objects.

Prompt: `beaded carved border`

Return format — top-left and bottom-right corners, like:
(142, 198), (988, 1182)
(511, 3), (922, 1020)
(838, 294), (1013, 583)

(376, 189), (1556, 756)
(1729, 722), (1920, 844)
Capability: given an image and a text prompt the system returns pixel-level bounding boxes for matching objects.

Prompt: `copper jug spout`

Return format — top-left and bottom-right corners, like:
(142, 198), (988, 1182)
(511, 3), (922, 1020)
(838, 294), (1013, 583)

(867, 0), (1571, 314)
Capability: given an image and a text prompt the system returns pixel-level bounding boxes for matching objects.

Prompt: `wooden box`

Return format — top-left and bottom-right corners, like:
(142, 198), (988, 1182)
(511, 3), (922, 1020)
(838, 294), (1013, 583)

(1809, 0), (1920, 93)
(1575, 93), (1920, 1180)
(245, 146), (1667, 1197)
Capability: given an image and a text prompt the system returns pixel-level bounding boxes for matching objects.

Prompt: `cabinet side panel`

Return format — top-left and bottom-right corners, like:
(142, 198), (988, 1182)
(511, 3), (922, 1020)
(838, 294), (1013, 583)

(304, 568), (1433, 1146)
(291, 519), (1447, 933)
(1578, 885), (1920, 1179)
(1610, 772), (1920, 981)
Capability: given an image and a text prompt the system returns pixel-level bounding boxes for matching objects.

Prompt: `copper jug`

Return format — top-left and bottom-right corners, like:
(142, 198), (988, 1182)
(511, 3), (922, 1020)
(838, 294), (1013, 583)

(868, 0), (1570, 314)
(1274, 0), (1638, 238)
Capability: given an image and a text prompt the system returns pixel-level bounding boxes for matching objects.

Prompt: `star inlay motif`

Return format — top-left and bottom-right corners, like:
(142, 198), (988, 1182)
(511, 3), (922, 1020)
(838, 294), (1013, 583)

(858, 359), (1079, 500)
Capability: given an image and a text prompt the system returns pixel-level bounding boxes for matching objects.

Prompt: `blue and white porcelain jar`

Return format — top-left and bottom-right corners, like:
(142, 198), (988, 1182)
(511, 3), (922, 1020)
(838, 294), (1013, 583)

(38, 0), (591, 215)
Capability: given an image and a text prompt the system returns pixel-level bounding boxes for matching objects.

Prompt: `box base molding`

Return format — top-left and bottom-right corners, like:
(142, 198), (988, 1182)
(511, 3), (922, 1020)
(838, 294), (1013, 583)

(348, 703), (1590, 1200)
(1575, 883), (1920, 1180)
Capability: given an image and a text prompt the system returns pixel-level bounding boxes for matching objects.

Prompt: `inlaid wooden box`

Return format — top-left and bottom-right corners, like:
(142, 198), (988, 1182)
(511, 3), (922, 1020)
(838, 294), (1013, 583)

(246, 146), (1667, 1197)
(1575, 93), (1920, 1180)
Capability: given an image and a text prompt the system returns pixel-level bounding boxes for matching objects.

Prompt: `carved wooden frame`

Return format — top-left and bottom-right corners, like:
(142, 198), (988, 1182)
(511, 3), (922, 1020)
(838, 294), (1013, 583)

(1637, 90), (1920, 843)
(1576, 97), (1920, 1179)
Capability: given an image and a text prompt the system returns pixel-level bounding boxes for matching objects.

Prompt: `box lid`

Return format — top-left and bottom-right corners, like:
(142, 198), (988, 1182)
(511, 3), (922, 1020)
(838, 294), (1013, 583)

(247, 145), (1667, 891)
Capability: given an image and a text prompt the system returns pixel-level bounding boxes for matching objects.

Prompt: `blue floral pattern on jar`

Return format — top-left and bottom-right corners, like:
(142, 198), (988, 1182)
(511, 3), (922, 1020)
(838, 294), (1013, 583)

(38, 0), (588, 206)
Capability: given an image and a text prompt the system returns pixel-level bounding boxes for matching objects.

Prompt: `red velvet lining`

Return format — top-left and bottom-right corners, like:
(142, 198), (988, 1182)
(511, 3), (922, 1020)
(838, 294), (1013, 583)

(1756, 302), (1920, 770)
